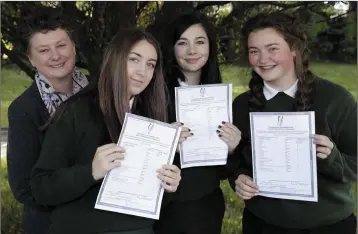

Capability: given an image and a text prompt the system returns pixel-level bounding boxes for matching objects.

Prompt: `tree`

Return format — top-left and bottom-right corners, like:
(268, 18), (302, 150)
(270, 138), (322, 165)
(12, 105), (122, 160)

(1, 1), (355, 80)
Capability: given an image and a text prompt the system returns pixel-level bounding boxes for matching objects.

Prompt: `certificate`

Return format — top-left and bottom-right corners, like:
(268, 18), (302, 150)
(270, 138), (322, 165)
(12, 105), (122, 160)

(175, 84), (232, 168)
(95, 113), (181, 219)
(250, 112), (318, 202)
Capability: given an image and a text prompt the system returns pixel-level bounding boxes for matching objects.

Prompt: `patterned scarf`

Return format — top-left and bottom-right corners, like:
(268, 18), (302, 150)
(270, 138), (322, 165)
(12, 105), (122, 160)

(35, 67), (89, 115)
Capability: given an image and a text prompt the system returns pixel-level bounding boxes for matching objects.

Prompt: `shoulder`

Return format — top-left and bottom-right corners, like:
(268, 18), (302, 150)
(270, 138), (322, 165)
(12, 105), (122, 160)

(233, 90), (250, 107)
(314, 77), (356, 107)
(55, 85), (99, 126)
(8, 82), (38, 116)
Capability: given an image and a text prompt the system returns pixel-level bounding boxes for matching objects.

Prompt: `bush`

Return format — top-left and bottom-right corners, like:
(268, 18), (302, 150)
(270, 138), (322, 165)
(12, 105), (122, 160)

(1, 159), (24, 234)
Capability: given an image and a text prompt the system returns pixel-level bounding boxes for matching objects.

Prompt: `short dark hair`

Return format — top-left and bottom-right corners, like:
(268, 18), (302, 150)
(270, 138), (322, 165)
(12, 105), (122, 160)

(17, 6), (75, 53)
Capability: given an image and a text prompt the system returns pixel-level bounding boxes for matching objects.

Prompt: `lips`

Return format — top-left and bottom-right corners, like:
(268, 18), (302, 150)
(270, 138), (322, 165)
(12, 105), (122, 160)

(185, 58), (200, 64)
(50, 62), (65, 68)
(259, 65), (277, 71)
(130, 77), (144, 84)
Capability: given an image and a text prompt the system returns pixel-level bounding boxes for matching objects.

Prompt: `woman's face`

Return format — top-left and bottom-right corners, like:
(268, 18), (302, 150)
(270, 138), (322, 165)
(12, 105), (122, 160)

(127, 40), (158, 98)
(174, 24), (209, 73)
(247, 27), (297, 88)
(28, 28), (76, 82)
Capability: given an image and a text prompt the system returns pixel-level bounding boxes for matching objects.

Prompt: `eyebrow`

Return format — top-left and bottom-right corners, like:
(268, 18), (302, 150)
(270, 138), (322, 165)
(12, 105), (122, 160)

(34, 39), (67, 49)
(178, 36), (208, 41)
(129, 52), (157, 62)
(248, 43), (280, 50)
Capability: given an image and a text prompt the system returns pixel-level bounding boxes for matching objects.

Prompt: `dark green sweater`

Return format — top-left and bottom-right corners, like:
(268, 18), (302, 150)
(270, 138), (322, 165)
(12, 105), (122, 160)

(229, 77), (357, 229)
(30, 90), (167, 234)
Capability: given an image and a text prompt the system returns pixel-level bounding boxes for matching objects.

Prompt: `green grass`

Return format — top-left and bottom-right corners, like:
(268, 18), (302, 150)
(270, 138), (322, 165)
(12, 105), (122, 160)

(220, 62), (357, 99)
(1, 67), (32, 128)
(1, 63), (357, 234)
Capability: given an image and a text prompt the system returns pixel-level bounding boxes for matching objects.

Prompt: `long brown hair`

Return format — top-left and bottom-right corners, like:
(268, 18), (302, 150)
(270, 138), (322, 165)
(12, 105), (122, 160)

(98, 28), (168, 142)
(241, 12), (315, 112)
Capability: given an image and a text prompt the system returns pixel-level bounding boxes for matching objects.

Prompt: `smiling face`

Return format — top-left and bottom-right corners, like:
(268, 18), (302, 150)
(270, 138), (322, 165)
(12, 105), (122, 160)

(248, 28), (297, 89)
(127, 39), (158, 98)
(28, 28), (76, 82)
(174, 24), (209, 73)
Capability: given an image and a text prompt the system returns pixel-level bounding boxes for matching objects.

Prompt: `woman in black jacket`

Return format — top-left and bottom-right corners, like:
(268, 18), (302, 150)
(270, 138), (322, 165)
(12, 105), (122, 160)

(7, 7), (89, 234)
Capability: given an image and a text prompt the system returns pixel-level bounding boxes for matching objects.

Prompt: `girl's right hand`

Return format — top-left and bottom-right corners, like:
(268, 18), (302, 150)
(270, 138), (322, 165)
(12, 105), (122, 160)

(171, 122), (193, 152)
(235, 174), (259, 200)
(92, 144), (125, 181)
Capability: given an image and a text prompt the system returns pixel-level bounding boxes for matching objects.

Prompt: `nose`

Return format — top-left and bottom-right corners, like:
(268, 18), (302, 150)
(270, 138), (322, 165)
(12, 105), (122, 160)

(136, 62), (146, 77)
(187, 43), (197, 55)
(258, 51), (270, 63)
(50, 48), (61, 61)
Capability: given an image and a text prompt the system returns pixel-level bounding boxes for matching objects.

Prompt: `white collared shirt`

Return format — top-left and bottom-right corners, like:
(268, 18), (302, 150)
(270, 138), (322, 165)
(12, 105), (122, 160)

(263, 80), (298, 100)
(178, 78), (188, 87)
(129, 97), (134, 110)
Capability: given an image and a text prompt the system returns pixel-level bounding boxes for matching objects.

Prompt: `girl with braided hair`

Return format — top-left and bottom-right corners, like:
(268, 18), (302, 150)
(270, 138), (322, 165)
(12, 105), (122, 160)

(229, 12), (357, 234)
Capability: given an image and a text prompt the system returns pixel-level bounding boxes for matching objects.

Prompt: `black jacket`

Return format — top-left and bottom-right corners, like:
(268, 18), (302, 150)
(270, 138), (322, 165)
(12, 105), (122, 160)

(7, 82), (53, 234)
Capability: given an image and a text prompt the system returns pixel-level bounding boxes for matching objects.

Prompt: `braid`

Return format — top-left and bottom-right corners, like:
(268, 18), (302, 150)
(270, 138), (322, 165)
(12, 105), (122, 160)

(292, 20), (316, 111)
(294, 71), (315, 111)
(242, 12), (317, 112)
(248, 71), (265, 112)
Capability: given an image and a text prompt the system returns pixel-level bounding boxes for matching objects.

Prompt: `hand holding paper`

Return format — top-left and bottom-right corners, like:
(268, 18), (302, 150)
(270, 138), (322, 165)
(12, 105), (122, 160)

(92, 144), (126, 181)
(95, 113), (181, 219)
(175, 84), (233, 168)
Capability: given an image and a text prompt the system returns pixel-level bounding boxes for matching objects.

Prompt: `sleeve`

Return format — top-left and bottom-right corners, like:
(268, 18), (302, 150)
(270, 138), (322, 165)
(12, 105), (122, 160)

(227, 95), (253, 192)
(30, 107), (98, 206)
(227, 139), (253, 192)
(316, 93), (357, 183)
(6, 101), (51, 210)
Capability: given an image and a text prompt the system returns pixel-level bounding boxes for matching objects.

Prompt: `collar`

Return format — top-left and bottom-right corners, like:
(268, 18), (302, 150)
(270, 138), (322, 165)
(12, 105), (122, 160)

(35, 67), (89, 115)
(263, 80), (298, 100)
(178, 78), (188, 87)
(129, 97), (134, 110)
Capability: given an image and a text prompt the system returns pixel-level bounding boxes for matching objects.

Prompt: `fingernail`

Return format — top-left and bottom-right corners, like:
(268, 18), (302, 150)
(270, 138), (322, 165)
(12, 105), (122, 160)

(219, 134), (222, 137)
(180, 122), (184, 125)
(190, 133), (194, 136)
(188, 128), (191, 132)
(216, 130), (220, 133)
(222, 121), (226, 124)
(185, 137), (187, 139)
(218, 125), (222, 128)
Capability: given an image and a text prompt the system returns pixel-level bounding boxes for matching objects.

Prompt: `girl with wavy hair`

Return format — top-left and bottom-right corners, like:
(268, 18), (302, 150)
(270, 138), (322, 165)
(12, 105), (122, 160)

(229, 12), (357, 234)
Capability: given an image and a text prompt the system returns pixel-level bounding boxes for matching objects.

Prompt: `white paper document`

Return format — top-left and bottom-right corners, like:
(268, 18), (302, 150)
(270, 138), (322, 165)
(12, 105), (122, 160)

(95, 113), (181, 219)
(250, 112), (318, 202)
(175, 84), (232, 168)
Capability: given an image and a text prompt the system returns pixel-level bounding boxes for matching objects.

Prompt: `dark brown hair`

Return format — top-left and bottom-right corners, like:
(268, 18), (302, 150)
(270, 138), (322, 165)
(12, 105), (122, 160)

(17, 6), (75, 53)
(242, 12), (315, 111)
(162, 12), (222, 91)
(42, 28), (168, 139)
(98, 28), (168, 142)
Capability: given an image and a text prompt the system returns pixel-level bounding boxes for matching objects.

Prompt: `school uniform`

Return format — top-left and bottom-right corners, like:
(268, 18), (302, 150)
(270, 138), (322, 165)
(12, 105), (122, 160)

(229, 77), (357, 234)
(30, 86), (172, 234)
(154, 79), (231, 234)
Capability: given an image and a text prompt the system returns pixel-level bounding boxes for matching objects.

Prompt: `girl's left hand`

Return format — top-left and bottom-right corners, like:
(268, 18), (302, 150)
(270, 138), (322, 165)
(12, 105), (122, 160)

(313, 134), (334, 159)
(157, 164), (181, 192)
(217, 121), (242, 154)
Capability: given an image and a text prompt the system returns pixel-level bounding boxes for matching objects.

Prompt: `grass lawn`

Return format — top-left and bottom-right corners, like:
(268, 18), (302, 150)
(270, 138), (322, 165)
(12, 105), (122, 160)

(1, 62), (357, 234)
